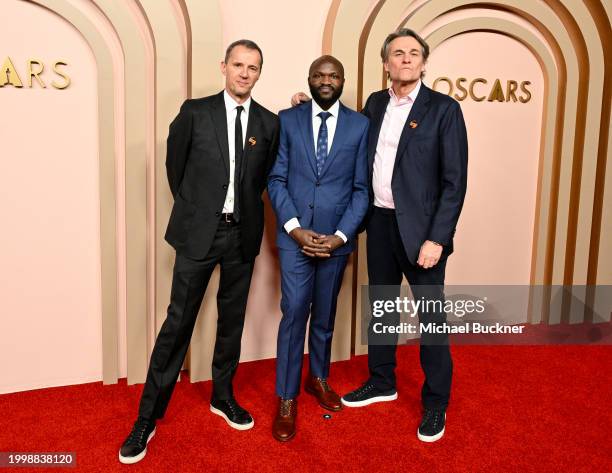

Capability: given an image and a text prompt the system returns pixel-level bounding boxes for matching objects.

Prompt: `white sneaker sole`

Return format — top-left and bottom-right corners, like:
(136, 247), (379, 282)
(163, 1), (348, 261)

(417, 413), (446, 442)
(210, 405), (254, 430)
(341, 392), (398, 407)
(118, 428), (156, 464)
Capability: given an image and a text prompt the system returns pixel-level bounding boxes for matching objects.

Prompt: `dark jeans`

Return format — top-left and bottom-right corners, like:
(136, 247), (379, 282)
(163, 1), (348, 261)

(138, 221), (254, 420)
(366, 206), (452, 409)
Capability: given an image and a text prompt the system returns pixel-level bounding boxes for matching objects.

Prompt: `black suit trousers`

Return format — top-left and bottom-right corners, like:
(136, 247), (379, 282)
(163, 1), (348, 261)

(138, 220), (254, 420)
(366, 207), (452, 409)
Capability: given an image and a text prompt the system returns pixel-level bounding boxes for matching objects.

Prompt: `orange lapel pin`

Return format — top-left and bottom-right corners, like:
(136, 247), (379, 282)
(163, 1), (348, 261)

(409, 120), (418, 129)
(248, 137), (257, 146)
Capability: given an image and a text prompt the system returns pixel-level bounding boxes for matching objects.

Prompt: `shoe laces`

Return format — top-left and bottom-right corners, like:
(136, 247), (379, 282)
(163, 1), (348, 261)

(318, 378), (331, 392)
(226, 398), (241, 415)
(423, 408), (444, 429)
(280, 399), (294, 416)
(126, 418), (151, 446)
(355, 382), (374, 396)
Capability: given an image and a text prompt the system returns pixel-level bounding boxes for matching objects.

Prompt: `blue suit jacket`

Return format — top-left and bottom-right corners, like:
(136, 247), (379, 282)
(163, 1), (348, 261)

(268, 101), (369, 256)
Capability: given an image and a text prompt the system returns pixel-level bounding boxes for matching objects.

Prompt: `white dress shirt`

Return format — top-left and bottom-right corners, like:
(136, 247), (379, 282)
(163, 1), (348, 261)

(372, 79), (421, 208)
(284, 100), (347, 243)
(222, 90), (251, 213)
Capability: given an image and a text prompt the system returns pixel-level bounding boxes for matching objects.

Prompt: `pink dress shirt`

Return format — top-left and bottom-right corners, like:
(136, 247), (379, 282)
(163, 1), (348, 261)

(372, 80), (421, 209)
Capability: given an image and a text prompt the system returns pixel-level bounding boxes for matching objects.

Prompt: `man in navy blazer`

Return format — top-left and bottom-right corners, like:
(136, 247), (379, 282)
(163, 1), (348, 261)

(268, 56), (369, 442)
(341, 29), (468, 443)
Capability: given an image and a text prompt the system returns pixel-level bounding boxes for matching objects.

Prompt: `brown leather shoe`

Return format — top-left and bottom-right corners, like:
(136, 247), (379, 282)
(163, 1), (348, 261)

(272, 398), (297, 442)
(304, 375), (342, 411)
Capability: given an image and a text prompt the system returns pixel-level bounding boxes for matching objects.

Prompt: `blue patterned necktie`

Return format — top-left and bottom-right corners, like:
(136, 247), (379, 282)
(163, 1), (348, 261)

(316, 111), (331, 176)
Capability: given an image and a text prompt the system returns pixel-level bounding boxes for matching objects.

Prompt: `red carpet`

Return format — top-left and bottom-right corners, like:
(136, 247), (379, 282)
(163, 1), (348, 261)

(1, 345), (611, 472)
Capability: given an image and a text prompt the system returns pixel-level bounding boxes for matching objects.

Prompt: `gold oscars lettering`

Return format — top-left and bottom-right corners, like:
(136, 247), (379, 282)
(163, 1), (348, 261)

(0, 57), (71, 89)
(432, 77), (531, 103)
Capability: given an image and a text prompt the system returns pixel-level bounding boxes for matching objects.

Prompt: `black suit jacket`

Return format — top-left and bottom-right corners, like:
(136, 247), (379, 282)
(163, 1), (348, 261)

(164, 91), (279, 260)
(362, 84), (468, 264)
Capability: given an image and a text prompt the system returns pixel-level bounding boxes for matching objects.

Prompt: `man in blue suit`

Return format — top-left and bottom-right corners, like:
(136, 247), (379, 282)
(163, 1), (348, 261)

(268, 56), (369, 442)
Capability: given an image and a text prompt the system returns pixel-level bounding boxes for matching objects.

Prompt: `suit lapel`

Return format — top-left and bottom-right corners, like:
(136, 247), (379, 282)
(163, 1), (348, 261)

(394, 85), (431, 166)
(210, 91), (230, 179)
(368, 92), (390, 171)
(319, 103), (349, 178)
(296, 102), (318, 176)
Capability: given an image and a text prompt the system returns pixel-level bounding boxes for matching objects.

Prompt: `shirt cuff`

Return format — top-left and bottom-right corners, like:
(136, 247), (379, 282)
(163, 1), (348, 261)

(284, 218), (300, 234)
(335, 230), (347, 244)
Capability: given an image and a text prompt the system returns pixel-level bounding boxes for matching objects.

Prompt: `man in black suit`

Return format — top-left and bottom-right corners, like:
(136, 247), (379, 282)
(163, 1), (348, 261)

(292, 29), (467, 442)
(119, 39), (279, 464)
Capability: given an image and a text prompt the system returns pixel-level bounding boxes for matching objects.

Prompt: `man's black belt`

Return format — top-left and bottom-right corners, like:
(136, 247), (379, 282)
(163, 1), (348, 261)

(373, 206), (396, 215)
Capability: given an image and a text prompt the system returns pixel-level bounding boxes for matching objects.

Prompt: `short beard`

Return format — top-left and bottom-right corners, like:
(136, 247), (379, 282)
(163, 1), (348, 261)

(309, 82), (343, 110)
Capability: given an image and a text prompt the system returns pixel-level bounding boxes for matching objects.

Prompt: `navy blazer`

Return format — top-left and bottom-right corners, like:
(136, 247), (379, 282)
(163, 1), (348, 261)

(268, 101), (369, 256)
(362, 84), (468, 264)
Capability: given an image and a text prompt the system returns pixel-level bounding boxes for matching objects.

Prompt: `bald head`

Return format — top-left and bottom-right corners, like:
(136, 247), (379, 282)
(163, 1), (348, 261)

(308, 55), (344, 78)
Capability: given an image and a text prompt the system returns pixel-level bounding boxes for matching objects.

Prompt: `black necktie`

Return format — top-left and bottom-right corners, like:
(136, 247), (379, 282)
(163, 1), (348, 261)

(234, 105), (244, 221)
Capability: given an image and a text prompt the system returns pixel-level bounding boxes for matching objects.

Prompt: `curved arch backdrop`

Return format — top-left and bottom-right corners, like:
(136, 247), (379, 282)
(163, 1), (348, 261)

(0, 0), (609, 393)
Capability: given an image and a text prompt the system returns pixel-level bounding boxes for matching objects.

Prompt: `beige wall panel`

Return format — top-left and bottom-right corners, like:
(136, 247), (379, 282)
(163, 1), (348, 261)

(594, 96), (612, 284)
(15, 0), (122, 387)
(557, 1), (606, 321)
(0, 0), (101, 393)
(592, 0), (611, 317)
(91, 0), (156, 383)
(596, 107), (612, 282)
(428, 27), (546, 289)
(184, 0), (223, 98)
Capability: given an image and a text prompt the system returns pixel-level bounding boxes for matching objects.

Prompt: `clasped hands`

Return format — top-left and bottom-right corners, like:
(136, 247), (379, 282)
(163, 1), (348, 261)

(289, 228), (343, 258)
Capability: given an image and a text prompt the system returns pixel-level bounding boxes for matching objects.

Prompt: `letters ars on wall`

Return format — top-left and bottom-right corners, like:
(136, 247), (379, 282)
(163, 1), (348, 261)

(0, 57), (71, 89)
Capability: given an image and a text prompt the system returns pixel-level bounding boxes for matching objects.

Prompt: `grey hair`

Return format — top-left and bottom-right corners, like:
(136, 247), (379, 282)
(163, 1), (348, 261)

(380, 28), (429, 62)
(224, 39), (263, 69)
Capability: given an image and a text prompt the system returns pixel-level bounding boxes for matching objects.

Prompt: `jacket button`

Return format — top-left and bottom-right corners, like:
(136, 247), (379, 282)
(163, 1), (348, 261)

(223, 184), (228, 190)
(309, 204), (314, 209)
(215, 211), (220, 216)
(316, 181), (320, 186)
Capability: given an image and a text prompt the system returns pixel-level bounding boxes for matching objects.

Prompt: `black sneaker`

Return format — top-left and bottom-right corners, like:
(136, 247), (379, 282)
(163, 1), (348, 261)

(210, 398), (254, 430)
(118, 417), (156, 464)
(341, 382), (398, 407)
(417, 408), (446, 442)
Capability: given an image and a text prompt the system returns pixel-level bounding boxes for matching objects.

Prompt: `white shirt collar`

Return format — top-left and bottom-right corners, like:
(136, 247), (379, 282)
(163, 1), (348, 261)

(312, 99), (340, 119)
(223, 89), (251, 116)
(409, 79), (422, 101)
(389, 79), (422, 103)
